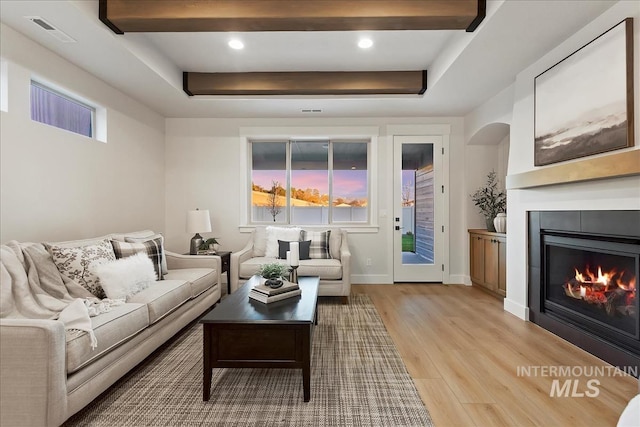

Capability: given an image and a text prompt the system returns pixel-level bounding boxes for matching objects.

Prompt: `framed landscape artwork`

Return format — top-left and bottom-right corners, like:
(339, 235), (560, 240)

(534, 18), (634, 166)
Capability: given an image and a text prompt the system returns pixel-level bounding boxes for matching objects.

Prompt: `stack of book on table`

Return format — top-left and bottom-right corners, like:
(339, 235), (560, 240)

(249, 280), (301, 303)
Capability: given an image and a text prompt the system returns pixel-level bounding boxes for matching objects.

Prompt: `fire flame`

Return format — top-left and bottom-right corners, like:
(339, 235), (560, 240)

(565, 265), (636, 316)
(573, 266), (615, 288)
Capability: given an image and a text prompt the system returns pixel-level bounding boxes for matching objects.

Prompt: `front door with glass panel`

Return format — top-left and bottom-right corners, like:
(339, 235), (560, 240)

(393, 136), (443, 282)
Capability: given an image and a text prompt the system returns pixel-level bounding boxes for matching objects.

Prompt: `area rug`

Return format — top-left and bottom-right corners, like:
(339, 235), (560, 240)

(65, 294), (433, 426)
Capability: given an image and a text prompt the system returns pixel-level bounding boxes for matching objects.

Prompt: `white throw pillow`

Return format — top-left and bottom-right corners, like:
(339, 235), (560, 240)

(252, 227), (269, 257)
(264, 226), (302, 258)
(125, 233), (168, 275)
(618, 394), (640, 427)
(92, 253), (156, 300)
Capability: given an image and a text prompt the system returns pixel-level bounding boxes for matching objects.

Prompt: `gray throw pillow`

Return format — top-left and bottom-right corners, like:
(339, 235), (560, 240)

(278, 240), (311, 260)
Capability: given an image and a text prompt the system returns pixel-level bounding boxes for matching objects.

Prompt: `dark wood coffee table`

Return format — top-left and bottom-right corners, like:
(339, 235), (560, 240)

(201, 275), (319, 402)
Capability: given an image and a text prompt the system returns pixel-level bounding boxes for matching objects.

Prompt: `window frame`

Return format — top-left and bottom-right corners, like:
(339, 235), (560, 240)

(30, 79), (97, 139)
(240, 126), (379, 232)
(1, 59), (8, 113)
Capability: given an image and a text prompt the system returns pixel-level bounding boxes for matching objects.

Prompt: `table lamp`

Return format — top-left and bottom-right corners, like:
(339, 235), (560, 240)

(187, 209), (212, 255)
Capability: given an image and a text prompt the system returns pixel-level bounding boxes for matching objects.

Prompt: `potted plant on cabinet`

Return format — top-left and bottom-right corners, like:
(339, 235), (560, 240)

(470, 170), (507, 232)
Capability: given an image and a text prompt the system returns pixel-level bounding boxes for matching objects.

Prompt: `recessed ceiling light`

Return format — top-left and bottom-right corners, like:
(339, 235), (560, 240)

(358, 38), (373, 49)
(228, 39), (244, 50)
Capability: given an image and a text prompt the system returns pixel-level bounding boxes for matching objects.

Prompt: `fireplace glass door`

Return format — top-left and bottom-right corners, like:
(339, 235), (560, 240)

(530, 211), (640, 370)
(543, 235), (639, 339)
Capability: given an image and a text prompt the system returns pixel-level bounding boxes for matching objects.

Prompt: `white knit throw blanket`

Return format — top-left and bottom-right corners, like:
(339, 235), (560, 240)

(0, 241), (123, 349)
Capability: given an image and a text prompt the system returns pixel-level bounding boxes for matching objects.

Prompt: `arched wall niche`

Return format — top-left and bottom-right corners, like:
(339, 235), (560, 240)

(467, 122), (509, 146)
(465, 121), (511, 231)
(469, 122), (510, 183)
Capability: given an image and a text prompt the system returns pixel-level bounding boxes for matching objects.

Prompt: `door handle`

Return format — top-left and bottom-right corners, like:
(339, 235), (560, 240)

(395, 226), (404, 231)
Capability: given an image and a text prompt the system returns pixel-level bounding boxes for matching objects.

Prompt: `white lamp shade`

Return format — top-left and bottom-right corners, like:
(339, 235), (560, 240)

(186, 209), (212, 233)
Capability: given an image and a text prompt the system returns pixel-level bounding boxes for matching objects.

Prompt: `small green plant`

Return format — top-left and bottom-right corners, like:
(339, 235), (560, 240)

(402, 233), (415, 252)
(257, 262), (290, 279)
(199, 238), (220, 251)
(470, 170), (506, 222)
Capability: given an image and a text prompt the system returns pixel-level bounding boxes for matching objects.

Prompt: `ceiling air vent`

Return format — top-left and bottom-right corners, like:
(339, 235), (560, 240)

(301, 109), (323, 113)
(25, 16), (76, 43)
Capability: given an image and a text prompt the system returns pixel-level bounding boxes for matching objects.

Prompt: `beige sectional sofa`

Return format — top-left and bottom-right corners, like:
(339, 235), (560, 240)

(230, 227), (351, 302)
(0, 230), (221, 427)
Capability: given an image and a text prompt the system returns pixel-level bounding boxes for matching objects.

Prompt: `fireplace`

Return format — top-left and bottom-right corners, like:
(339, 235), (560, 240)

(529, 211), (640, 370)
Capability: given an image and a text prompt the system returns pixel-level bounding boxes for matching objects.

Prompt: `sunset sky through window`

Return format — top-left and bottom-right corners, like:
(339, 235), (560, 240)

(252, 169), (368, 199)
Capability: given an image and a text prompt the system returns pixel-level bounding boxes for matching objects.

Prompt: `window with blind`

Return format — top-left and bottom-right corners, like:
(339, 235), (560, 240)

(30, 80), (94, 138)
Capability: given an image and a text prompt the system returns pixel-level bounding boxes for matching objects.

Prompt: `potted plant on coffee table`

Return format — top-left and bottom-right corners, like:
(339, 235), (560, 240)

(257, 263), (290, 289)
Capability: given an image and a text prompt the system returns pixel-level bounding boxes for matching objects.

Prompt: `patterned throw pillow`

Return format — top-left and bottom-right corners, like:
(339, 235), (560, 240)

(111, 238), (164, 280)
(125, 234), (168, 275)
(301, 230), (332, 259)
(47, 239), (116, 299)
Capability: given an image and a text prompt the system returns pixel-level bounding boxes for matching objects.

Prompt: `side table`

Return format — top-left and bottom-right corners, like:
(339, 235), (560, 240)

(184, 251), (232, 295)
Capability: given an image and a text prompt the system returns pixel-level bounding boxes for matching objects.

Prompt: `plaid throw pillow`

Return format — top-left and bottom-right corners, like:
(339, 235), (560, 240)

(111, 238), (164, 280)
(125, 234), (168, 275)
(301, 230), (332, 259)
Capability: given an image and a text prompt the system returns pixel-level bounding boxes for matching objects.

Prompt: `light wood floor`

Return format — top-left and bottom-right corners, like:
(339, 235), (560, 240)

(353, 284), (638, 427)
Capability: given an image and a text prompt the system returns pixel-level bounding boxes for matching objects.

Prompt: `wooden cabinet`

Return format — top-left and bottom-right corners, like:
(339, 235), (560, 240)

(469, 229), (506, 298)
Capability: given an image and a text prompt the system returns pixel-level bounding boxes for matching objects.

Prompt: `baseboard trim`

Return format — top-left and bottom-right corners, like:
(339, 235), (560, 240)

(504, 298), (529, 321)
(352, 274), (473, 286)
(447, 274), (471, 285)
(351, 274), (393, 284)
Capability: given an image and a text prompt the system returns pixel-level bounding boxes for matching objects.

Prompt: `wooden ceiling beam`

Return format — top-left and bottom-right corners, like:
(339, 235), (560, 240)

(183, 70), (427, 96)
(100, 0), (485, 34)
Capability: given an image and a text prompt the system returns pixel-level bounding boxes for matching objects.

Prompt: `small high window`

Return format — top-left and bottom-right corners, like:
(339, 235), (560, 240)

(30, 80), (94, 138)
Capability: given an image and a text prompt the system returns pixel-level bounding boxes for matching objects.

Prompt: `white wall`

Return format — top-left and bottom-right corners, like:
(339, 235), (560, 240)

(0, 24), (166, 243)
(465, 144), (502, 230)
(464, 83), (513, 143)
(164, 116), (481, 284)
(464, 84), (512, 242)
(496, 135), (509, 185)
(463, 73), (513, 230)
(505, 1), (640, 319)
(0, 24), (508, 286)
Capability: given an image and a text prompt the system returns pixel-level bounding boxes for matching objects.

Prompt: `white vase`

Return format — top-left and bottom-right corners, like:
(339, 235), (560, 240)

(494, 213), (507, 233)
